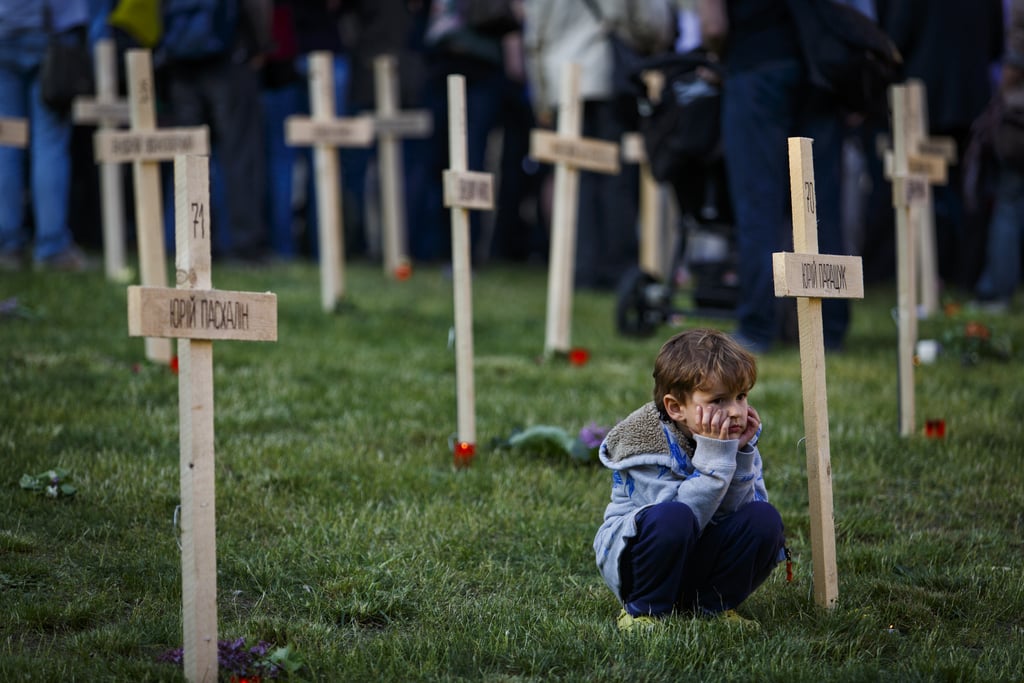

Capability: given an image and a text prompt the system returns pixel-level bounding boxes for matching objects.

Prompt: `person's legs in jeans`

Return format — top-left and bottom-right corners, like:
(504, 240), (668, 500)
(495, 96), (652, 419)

(722, 61), (802, 349)
(0, 60), (29, 257)
(975, 168), (1024, 304)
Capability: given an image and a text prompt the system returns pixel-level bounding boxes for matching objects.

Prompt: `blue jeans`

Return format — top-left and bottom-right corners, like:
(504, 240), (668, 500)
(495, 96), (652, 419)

(722, 59), (849, 348)
(975, 168), (1024, 302)
(0, 33), (75, 261)
(620, 500), (785, 616)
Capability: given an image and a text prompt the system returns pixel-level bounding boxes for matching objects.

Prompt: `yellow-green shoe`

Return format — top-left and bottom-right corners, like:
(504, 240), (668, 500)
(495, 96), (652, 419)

(617, 608), (660, 633)
(716, 609), (760, 628)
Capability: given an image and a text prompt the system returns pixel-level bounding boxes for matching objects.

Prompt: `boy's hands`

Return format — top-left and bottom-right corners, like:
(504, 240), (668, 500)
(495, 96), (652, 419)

(738, 406), (761, 449)
(691, 405), (761, 449)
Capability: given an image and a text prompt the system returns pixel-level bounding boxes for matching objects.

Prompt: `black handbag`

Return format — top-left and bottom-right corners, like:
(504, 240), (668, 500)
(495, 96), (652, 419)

(39, 17), (94, 113)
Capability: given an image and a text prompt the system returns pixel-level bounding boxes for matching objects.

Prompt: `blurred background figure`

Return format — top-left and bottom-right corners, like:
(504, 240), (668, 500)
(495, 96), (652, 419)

(0, 0), (91, 271)
(523, 0), (677, 291)
(157, 0), (273, 262)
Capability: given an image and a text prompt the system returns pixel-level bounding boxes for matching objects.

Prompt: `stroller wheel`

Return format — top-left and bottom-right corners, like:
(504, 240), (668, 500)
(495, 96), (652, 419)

(615, 267), (670, 337)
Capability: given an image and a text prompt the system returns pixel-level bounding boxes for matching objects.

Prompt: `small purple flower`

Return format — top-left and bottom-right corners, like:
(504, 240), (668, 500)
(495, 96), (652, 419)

(579, 422), (609, 450)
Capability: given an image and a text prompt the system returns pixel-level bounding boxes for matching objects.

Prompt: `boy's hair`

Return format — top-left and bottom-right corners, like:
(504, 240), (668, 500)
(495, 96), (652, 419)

(652, 328), (757, 419)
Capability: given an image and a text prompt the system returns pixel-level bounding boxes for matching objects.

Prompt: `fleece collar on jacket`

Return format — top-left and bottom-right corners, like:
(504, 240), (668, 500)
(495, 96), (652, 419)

(599, 402), (696, 471)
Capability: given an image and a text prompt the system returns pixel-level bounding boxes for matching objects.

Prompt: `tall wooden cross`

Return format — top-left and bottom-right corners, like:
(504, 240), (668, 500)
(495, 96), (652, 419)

(95, 48), (210, 364)
(773, 137), (864, 609)
(128, 155), (277, 683)
(528, 62), (620, 357)
(0, 116), (28, 148)
(886, 83), (943, 437)
(443, 74), (494, 467)
(285, 50), (375, 312)
(72, 38), (132, 282)
(372, 55), (433, 279)
(882, 79), (956, 318)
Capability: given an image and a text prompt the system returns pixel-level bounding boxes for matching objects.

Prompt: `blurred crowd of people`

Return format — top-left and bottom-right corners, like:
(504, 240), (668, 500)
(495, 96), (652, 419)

(1, 0), (1020, 347)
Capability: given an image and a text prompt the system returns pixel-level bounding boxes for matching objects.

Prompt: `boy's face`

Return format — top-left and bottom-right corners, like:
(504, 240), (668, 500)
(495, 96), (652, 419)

(663, 377), (751, 441)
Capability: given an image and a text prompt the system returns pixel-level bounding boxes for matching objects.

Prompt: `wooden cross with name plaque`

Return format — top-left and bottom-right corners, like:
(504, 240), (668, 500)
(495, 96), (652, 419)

(372, 55), (433, 279)
(529, 62), (620, 357)
(72, 38), (132, 282)
(128, 155), (277, 683)
(95, 48), (210, 364)
(442, 74), (495, 467)
(773, 137), (864, 609)
(285, 50), (375, 312)
(881, 79), (956, 318)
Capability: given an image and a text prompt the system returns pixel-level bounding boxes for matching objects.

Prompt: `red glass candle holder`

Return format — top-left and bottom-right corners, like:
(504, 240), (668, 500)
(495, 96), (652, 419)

(568, 347), (590, 366)
(924, 419), (946, 438)
(454, 441), (475, 467)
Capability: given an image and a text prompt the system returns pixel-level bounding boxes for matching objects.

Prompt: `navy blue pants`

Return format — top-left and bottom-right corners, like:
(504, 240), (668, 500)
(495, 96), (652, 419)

(620, 501), (785, 617)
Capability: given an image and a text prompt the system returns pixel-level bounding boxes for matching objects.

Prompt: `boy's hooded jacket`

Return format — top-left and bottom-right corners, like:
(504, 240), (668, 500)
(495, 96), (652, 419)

(593, 402), (768, 601)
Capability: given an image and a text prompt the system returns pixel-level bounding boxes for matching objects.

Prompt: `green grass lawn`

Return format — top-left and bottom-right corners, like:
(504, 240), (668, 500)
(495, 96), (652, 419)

(2, 259), (1022, 682)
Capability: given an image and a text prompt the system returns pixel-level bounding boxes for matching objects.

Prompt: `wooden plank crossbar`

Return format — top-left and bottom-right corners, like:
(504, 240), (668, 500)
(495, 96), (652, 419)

(530, 62), (621, 356)
(127, 155), (277, 683)
(0, 116), (29, 147)
(443, 74), (493, 467)
(284, 51), (374, 311)
(773, 137), (864, 609)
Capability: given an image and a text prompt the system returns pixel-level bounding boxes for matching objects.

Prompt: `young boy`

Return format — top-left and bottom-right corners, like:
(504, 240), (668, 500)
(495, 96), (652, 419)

(593, 328), (785, 630)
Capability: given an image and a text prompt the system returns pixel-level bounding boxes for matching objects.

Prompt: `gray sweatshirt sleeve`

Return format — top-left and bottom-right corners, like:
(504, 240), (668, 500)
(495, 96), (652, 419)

(719, 445), (767, 514)
(675, 435), (739, 530)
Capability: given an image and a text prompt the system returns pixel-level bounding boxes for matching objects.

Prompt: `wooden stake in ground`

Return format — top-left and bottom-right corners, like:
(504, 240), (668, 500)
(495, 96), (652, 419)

(442, 74), (494, 467)
(372, 55), (433, 279)
(887, 84), (932, 437)
(0, 116), (28, 148)
(621, 132), (670, 280)
(882, 79), (955, 318)
(773, 137), (864, 609)
(95, 48), (210, 364)
(285, 51), (375, 312)
(127, 155), (277, 683)
(72, 38), (132, 282)
(529, 62), (620, 357)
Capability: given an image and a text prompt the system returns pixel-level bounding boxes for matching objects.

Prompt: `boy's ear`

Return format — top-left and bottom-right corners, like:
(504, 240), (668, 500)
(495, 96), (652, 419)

(663, 394), (687, 423)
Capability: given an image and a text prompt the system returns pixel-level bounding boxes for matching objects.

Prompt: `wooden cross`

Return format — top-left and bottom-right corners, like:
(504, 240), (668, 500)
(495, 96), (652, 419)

(95, 48), (210, 364)
(372, 55), (433, 279)
(528, 62), (620, 356)
(881, 79), (956, 318)
(128, 155), (277, 683)
(285, 51), (375, 312)
(773, 137), (864, 609)
(887, 83), (936, 437)
(72, 38), (132, 282)
(0, 116), (28, 148)
(443, 74), (494, 467)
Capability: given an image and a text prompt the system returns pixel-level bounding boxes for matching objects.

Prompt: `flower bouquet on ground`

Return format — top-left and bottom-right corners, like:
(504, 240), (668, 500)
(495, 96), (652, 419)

(498, 422), (610, 464)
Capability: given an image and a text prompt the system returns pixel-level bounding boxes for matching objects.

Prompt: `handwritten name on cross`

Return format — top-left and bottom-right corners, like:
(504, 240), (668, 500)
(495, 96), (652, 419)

(128, 155), (276, 683)
(442, 75), (495, 467)
(95, 49), (210, 364)
(72, 38), (132, 282)
(373, 55), (433, 279)
(529, 62), (620, 357)
(285, 51), (375, 312)
(772, 137), (864, 609)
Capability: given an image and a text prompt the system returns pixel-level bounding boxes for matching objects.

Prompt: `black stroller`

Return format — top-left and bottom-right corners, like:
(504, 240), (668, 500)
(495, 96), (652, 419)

(614, 49), (739, 338)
